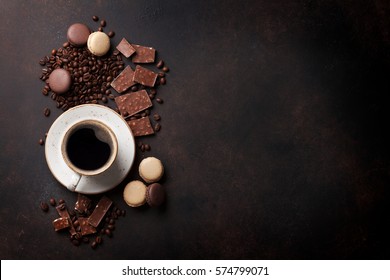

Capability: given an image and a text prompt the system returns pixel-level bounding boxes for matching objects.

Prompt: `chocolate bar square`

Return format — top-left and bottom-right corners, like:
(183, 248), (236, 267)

(127, 117), (155, 137)
(74, 194), (91, 215)
(88, 196), (112, 228)
(131, 44), (155, 63)
(133, 65), (158, 87)
(115, 90), (152, 117)
(52, 217), (70, 231)
(111, 66), (136, 93)
(56, 204), (76, 235)
(78, 217), (97, 236)
(116, 38), (136, 58)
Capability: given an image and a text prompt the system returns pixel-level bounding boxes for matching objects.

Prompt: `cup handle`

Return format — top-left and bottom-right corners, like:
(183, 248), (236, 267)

(66, 172), (82, 192)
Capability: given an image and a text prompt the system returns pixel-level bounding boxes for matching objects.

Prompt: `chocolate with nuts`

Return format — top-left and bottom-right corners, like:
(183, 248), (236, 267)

(115, 90), (153, 117)
(127, 117), (155, 137)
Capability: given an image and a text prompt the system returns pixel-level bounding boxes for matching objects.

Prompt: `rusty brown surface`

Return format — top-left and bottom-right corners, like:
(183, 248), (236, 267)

(0, 0), (389, 259)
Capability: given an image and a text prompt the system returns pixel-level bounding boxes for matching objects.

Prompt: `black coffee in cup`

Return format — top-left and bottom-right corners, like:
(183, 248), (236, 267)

(66, 128), (111, 170)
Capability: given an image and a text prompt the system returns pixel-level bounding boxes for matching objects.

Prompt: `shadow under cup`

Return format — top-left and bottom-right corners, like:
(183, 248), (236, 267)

(61, 120), (118, 177)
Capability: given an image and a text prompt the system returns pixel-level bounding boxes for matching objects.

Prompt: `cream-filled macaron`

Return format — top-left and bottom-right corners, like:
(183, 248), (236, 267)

(123, 180), (147, 207)
(87, 31), (110, 56)
(139, 157), (164, 183)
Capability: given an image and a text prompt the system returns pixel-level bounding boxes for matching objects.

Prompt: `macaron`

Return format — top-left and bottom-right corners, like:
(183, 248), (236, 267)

(87, 31), (110, 56)
(67, 23), (90, 47)
(123, 180), (147, 207)
(139, 157), (164, 183)
(146, 183), (165, 207)
(48, 68), (71, 94)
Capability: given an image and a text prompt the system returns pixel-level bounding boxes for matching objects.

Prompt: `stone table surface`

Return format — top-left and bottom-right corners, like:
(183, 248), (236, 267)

(0, 0), (389, 259)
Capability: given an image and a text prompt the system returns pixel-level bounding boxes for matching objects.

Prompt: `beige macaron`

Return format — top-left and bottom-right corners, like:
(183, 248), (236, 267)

(139, 157), (164, 183)
(123, 180), (147, 207)
(87, 31), (110, 56)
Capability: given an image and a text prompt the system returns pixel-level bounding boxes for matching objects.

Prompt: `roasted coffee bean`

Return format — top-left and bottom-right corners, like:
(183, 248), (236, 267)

(153, 113), (161, 121)
(160, 77), (166, 85)
(58, 199), (65, 204)
(140, 144), (145, 152)
(42, 88), (48, 96)
(63, 41), (70, 48)
(91, 241), (97, 249)
(39, 138), (44, 145)
(156, 60), (164, 69)
(108, 31), (115, 38)
(109, 219), (115, 225)
(121, 209), (126, 216)
(156, 98), (163, 104)
(144, 144), (151, 151)
(98, 27), (103, 32)
(162, 66), (169, 72)
(82, 237), (89, 243)
(105, 229), (112, 237)
(72, 239), (80, 247)
(40, 202), (49, 212)
(49, 198), (56, 206)
(158, 72), (165, 78)
(155, 123), (161, 132)
(51, 49), (57, 56)
(96, 236), (102, 244)
(149, 94), (155, 100)
(43, 107), (50, 117)
(131, 85), (138, 92)
(107, 224), (115, 230)
(100, 19), (106, 27)
(73, 220), (80, 227)
(150, 88), (157, 94)
(58, 203), (66, 210)
(92, 15), (99, 21)
(39, 59), (46, 66)
(75, 232), (82, 241)
(116, 209), (121, 216)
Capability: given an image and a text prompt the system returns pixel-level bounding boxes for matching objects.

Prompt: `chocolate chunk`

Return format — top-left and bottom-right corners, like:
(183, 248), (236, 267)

(116, 38), (136, 58)
(131, 44), (155, 63)
(52, 217), (70, 231)
(133, 65), (158, 87)
(127, 117), (155, 137)
(74, 194), (91, 215)
(115, 90), (152, 117)
(78, 217), (97, 236)
(88, 196), (112, 228)
(56, 204), (76, 235)
(111, 66), (136, 93)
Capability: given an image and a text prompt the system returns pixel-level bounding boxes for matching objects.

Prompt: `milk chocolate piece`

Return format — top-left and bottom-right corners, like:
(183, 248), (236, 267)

(127, 117), (154, 137)
(131, 44), (155, 63)
(88, 196), (112, 228)
(56, 204), (76, 235)
(115, 89), (152, 117)
(133, 65), (158, 87)
(74, 194), (91, 214)
(52, 217), (70, 231)
(116, 38), (136, 58)
(78, 217), (97, 236)
(111, 66), (136, 93)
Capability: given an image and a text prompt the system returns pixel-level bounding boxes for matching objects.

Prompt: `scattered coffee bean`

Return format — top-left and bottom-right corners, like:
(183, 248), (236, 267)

(155, 123), (161, 132)
(98, 27), (104, 32)
(160, 77), (166, 85)
(91, 241), (97, 249)
(43, 107), (50, 117)
(58, 199), (65, 204)
(144, 144), (151, 151)
(72, 239), (80, 247)
(92, 15), (99, 21)
(153, 113), (161, 121)
(108, 31), (115, 38)
(58, 203), (66, 210)
(40, 202), (49, 212)
(96, 236), (102, 244)
(49, 198), (56, 206)
(162, 66), (169, 72)
(39, 138), (44, 145)
(131, 85), (138, 92)
(100, 20), (106, 27)
(156, 60), (164, 69)
(156, 98), (163, 104)
(158, 72), (165, 78)
(105, 229), (112, 237)
(107, 224), (115, 230)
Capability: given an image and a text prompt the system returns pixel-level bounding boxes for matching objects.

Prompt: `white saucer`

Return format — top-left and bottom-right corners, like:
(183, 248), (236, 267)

(45, 104), (135, 194)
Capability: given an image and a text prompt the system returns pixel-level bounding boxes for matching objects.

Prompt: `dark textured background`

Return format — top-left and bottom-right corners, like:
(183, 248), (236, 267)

(0, 0), (389, 259)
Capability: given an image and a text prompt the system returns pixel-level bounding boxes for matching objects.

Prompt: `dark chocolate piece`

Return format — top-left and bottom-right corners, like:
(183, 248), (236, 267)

(78, 217), (97, 236)
(52, 217), (70, 231)
(127, 117), (155, 137)
(74, 194), (91, 214)
(115, 90), (152, 117)
(131, 44), (155, 63)
(88, 196), (112, 228)
(116, 38), (136, 58)
(111, 66), (136, 93)
(133, 65), (158, 87)
(56, 204), (76, 235)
